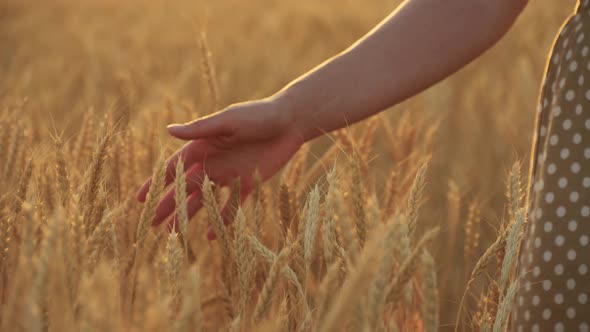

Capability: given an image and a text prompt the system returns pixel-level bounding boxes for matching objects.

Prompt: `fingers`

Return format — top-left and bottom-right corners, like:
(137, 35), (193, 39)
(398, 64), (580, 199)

(136, 140), (217, 202)
(167, 110), (235, 140)
(152, 164), (205, 227)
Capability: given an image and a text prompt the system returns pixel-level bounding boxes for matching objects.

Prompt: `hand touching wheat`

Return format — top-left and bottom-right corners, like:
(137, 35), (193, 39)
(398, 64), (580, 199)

(135, 98), (303, 240)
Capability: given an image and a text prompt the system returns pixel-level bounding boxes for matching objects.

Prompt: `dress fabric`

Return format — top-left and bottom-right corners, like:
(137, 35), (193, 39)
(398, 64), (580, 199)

(511, 1), (590, 331)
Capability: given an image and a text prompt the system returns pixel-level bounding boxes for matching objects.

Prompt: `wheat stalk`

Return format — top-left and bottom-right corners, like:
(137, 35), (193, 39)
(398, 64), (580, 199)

(464, 200), (481, 268)
(350, 156), (366, 249)
(492, 280), (518, 332)
(136, 155), (166, 251)
(54, 137), (71, 208)
(247, 234), (303, 296)
(253, 243), (292, 321)
(318, 222), (387, 332)
(322, 165), (337, 266)
(421, 250), (439, 332)
(174, 158), (189, 253)
(367, 215), (404, 329)
(499, 208), (525, 293)
(406, 161), (428, 237)
(202, 174), (234, 300)
(235, 208), (254, 317)
(455, 226), (509, 332)
(303, 184), (320, 270)
(199, 31), (220, 110)
(385, 226), (439, 305)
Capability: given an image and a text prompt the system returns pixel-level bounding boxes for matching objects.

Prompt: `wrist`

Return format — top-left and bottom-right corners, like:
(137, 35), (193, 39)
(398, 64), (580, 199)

(270, 81), (318, 145)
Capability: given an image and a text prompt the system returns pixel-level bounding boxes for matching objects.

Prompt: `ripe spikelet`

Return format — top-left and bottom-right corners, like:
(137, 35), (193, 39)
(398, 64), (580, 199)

(174, 265), (205, 332)
(174, 158), (189, 251)
(226, 177), (242, 225)
(333, 182), (359, 261)
(470, 228), (508, 283)
(368, 192), (383, 228)
(472, 297), (485, 332)
(247, 234), (303, 296)
(496, 243), (506, 277)
(447, 180), (461, 252)
(202, 175), (233, 296)
(350, 156), (366, 249)
(279, 182), (294, 238)
(54, 137), (70, 208)
(500, 208), (525, 292)
(11, 157), (33, 219)
(109, 213), (120, 270)
(230, 315), (242, 332)
(137, 155), (166, 250)
(86, 186), (108, 237)
(26, 209), (64, 332)
(318, 222), (386, 332)
(333, 240), (350, 282)
(394, 220), (413, 305)
(199, 31), (220, 110)
(303, 184), (320, 270)
(290, 199), (308, 287)
(0, 120), (10, 162)
(492, 281), (518, 332)
(0, 158), (33, 270)
(383, 170), (399, 218)
(421, 250), (439, 332)
(79, 132), (113, 223)
(334, 129), (357, 156)
(73, 110), (95, 166)
(485, 282), (500, 326)
(118, 128), (138, 198)
(234, 208), (254, 317)
(350, 300), (368, 332)
(464, 200), (481, 267)
(165, 232), (184, 312)
(252, 169), (266, 236)
(78, 263), (120, 332)
(20, 202), (36, 264)
(316, 261), (344, 322)
(85, 205), (116, 271)
(506, 161), (522, 220)
(455, 227), (509, 332)
(406, 161), (428, 236)
(39, 174), (54, 212)
(358, 116), (380, 174)
(3, 125), (20, 177)
(385, 226), (439, 305)
(286, 147), (308, 194)
(322, 166), (337, 265)
(253, 243), (292, 322)
(298, 309), (312, 332)
(367, 215), (404, 330)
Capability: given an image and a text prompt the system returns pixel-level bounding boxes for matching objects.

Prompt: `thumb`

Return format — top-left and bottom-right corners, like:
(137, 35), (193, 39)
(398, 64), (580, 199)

(167, 111), (234, 140)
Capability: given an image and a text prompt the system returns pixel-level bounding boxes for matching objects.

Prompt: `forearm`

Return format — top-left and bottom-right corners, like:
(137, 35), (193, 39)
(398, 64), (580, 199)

(275, 0), (528, 142)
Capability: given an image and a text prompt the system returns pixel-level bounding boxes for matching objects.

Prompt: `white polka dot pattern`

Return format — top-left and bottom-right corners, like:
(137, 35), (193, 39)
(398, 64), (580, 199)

(511, 4), (590, 331)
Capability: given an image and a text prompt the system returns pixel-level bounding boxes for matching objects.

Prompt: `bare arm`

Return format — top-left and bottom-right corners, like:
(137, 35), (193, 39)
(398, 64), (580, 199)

(150, 0), (528, 234)
(276, 0), (529, 142)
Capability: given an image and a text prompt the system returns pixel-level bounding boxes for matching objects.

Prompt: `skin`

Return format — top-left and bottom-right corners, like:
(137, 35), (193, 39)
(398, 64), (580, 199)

(136, 0), (529, 239)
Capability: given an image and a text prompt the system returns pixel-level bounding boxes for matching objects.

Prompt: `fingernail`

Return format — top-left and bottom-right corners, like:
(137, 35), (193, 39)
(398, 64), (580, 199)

(167, 124), (182, 130)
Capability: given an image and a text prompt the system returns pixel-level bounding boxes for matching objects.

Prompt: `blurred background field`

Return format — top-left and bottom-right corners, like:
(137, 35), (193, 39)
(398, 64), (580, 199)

(0, 0), (577, 330)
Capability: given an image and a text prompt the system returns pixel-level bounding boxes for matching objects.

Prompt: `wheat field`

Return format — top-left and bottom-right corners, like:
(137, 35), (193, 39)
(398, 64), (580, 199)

(0, 0), (577, 331)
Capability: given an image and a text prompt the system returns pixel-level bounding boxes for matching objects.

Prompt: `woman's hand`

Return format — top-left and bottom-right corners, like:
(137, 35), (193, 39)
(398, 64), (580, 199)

(135, 96), (303, 240)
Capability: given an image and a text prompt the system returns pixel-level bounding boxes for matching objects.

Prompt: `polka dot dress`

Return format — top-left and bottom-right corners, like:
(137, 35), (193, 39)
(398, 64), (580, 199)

(512, 1), (590, 331)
